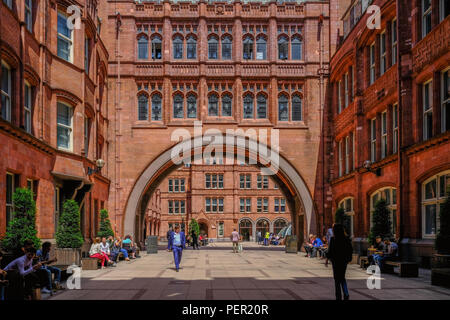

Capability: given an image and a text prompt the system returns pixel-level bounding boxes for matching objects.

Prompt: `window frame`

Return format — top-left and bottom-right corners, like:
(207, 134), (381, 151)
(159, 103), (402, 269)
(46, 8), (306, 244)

(6, 172), (15, 226)
(1, 61), (12, 122)
(25, 0), (33, 32)
(393, 103), (399, 153)
(338, 197), (354, 236)
(442, 69), (450, 133)
(391, 19), (397, 65)
(24, 81), (32, 134)
(422, 0), (432, 38)
(370, 187), (397, 237)
(381, 111), (387, 159)
(370, 118), (377, 163)
(369, 42), (376, 85)
(138, 94), (149, 121)
(423, 80), (433, 141)
(57, 11), (73, 63)
(380, 31), (387, 75)
(56, 102), (73, 151)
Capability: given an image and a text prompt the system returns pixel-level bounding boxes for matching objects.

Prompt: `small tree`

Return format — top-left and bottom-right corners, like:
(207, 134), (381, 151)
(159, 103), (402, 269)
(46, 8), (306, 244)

(1, 188), (40, 254)
(335, 207), (351, 236)
(55, 200), (84, 249)
(188, 218), (200, 237)
(368, 199), (392, 245)
(97, 209), (114, 238)
(435, 187), (450, 254)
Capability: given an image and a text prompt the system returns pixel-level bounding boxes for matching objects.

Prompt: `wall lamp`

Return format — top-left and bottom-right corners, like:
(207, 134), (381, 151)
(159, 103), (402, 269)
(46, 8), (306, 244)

(87, 159), (105, 176)
(363, 160), (382, 176)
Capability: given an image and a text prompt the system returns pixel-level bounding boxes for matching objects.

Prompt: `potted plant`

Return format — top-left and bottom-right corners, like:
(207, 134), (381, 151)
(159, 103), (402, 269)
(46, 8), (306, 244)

(55, 199), (84, 266)
(432, 187), (450, 287)
(97, 209), (114, 238)
(1, 188), (40, 262)
(368, 199), (392, 246)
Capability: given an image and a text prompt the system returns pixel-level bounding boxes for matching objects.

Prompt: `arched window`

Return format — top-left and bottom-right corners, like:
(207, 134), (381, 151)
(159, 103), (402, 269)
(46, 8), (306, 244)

(338, 197), (354, 236)
(243, 36), (253, 60)
(222, 36), (232, 60)
(187, 94), (197, 118)
(208, 94), (219, 116)
(186, 36), (197, 59)
(243, 94), (254, 119)
(370, 187), (397, 236)
(422, 170), (450, 238)
(256, 219), (270, 237)
(138, 36), (148, 59)
(173, 36), (183, 59)
(274, 219), (287, 235)
(138, 94), (148, 120)
(292, 94), (302, 121)
(278, 94), (289, 121)
(239, 219), (253, 241)
(256, 94), (267, 119)
(278, 36), (289, 60)
(151, 94), (162, 121)
(208, 36), (218, 59)
(173, 94), (184, 118)
(222, 94), (232, 116)
(151, 35), (162, 60)
(256, 36), (266, 60)
(291, 36), (302, 60)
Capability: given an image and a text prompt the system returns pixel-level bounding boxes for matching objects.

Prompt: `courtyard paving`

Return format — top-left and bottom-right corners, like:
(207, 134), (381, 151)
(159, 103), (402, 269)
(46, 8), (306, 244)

(47, 242), (450, 300)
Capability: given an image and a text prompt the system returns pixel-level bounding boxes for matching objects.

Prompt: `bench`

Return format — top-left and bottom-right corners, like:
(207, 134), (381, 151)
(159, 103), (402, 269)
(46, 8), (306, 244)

(431, 268), (450, 288)
(81, 257), (99, 270)
(384, 261), (419, 277)
(360, 256), (369, 269)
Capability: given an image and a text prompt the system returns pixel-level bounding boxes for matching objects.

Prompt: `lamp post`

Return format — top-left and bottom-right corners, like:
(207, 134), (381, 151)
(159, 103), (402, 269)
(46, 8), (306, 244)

(363, 160), (382, 177)
(87, 159), (105, 175)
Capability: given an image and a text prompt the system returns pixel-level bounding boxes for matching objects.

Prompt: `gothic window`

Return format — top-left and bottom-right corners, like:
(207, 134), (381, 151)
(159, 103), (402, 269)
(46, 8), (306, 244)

(256, 94), (267, 119)
(208, 94), (219, 116)
(208, 36), (219, 59)
(187, 94), (197, 118)
(138, 94), (148, 120)
(278, 94), (289, 121)
(243, 36), (253, 60)
(256, 36), (266, 60)
(187, 36), (197, 59)
(173, 94), (184, 118)
(292, 95), (302, 121)
(291, 36), (302, 60)
(278, 36), (288, 60)
(243, 94), (254, 119)
(222, 36), (232, 60)
(151, 35), (162, 59)
(151, 94), (162, 121)
(173, 36), (183, 59)
(222, 94), (232, 116)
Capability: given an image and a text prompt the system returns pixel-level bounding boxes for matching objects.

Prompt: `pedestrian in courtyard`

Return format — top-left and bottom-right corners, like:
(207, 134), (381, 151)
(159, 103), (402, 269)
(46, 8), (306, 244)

(264, 231), (270, 246)
(326, 223), (353, 300)
(168, 225), (186, 272)
(230, 229), (240, 253)
(257, 231), (262, 245)
(191, 228), (199, 250)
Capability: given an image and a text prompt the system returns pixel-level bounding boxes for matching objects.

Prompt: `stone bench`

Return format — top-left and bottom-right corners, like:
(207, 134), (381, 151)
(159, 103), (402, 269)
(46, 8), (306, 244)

(384, 261), (419, 277)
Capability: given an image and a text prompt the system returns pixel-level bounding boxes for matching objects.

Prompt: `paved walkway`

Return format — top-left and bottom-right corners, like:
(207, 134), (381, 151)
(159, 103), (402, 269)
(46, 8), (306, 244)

(47, 242), (450, 300)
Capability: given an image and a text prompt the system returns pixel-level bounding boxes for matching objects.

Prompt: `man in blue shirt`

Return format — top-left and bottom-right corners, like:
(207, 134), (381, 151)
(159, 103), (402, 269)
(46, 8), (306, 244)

(168, 225), (186, 272)
(311, 235), (323, 258)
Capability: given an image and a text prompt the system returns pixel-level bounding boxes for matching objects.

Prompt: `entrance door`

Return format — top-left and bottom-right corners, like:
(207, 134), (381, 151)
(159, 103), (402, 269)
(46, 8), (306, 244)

(256, 219), (270, 238)
(239, 219), (253, 241)
(199, 222), (208, 236)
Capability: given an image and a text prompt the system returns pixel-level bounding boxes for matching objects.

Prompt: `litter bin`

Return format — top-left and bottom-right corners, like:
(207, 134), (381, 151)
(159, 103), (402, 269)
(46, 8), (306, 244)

(146, 236), (158, 254)
(285, 235), (298, 253)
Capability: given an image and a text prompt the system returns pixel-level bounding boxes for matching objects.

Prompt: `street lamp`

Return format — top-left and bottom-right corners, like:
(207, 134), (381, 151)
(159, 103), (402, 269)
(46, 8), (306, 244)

(363, 160), (381, 176)
(87, 159), (105, 175)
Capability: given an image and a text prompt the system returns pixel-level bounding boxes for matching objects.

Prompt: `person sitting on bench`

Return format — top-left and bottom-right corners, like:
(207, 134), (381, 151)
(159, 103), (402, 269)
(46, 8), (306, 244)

(311, 235), (323, 258)
(368, 236), (385, 265)
(374, 238), (398, 270)
(36, 242), (62, 293)
(111, 237), (130, 262)
(122, 235), (138, 259)
(303, 234), (314, 257)
(89, 237), (115, 269)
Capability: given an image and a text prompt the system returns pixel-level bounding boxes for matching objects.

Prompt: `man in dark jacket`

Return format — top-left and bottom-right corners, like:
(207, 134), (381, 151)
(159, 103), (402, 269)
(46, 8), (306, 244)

(168, 225), (186, 272)
(191, 229), (199, 250)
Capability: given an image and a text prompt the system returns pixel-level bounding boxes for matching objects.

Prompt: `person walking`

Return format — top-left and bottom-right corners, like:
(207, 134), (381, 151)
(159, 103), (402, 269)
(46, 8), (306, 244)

(257, 231), (262, 245)
(230, 229), (240, 253)
(167, 227), (173, 252)
(168, 225), (186, 272)
(326, 223), (353, 300)
(191, 228), (199, 250)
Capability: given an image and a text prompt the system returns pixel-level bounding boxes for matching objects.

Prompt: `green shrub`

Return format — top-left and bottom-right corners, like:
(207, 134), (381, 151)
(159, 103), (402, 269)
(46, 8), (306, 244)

(97, 209), (114, 238)
(1, 188), (40, 254)
(188, 218), (200, 237)
(55, 199), (84, 248)
(335, 207), (351, 236)
(436, 187), (450, 254)
(368, 199), (392, 245)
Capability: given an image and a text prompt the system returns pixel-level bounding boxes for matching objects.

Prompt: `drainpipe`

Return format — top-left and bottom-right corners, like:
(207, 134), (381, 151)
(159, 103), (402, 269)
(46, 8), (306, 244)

(115, 12), (122, 236)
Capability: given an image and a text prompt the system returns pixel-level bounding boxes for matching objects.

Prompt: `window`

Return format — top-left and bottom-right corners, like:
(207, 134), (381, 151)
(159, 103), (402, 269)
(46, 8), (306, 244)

(345, 136), (350, 174)
(84, 117), (90, 155)
(256, 37), (266, 60)
(57, 12), (73, 62)
(274, 219), (287, 235)
(292, 95), (302, 121)
(278, 36), (288, 60)
(338, 197), (354, 236)
(280, 198), (286, 212)
(208, 94), (219, 116)
(222, 36), (232, 60)
(257, 198), (262, 212)
(243, 36), (253, 60)
(1, 61), (12, 122)
(222, 94), (232, 116)
(218, 174), (223, 188)
(173, 36), (183, 59)
(338, 140), (343, 177)
(205, 198), (223, 213)
(275, 198), (279, 212)
(243, 94), (254, 119)
(173, 94), (184, 118)
(3, 0), (12, 9)
(240, 198), (245, 213)
(393, 104), (398, 153)
(380, 31), (386, 75)
(151, 36), (162, 60)
(187, 94), (197, 119)
(240, 174), (251, 189)
(422, 0), (432, 38)
(276, 94), (288, 121)
(245, 174), (251, 189)
(371, 118), (376, 163)
(381, 111), (387, 159)
(54, 187), (61, 232)
(370, 188), (397, 236)
(205, 174), (211, 189)
(138, 36), (148, 59)
(57, 102), (73, 150)
(256, 94), (267, 119)
(218, 222), (224, 237)
(344, 73), (349, 107)
(25, 0), (33, 32)
(441, 0), (450, 21)
(246, 198), (251, 212)
(263, 198), (268, 212)
(187, 36), (197, 59)
(369, 42), (376, 85)
(24, 82), (32, 134)
(151, 94), (162, 121)
(423, 81), (433, 140)
(6, 173), (15, 226)
(138, 94), (149, 121)
(337, 81), (342, 114)
(291, 36), (302, 60)
(169, 179), (173, 192)
(257, 175), (269, 189)
(391, 19), (397, 65)
(442, 70), (450, 132)
(169, 200), (186, 214)
(208, 36), (218, 59)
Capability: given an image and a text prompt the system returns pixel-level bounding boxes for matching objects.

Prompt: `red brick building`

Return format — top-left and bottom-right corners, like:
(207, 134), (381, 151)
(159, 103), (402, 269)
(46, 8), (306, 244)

(322, 0), (449, 264)
(0, 0), (110, 241)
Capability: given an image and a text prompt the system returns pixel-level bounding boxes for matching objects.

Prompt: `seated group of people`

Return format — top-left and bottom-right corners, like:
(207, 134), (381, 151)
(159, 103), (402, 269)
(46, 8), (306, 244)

(89, 235), (140, 268)
(368, 236), (399, 270)
(257, 232), (281, 246)
(0, 240), (63, 300)
(303, 234), (329, 258)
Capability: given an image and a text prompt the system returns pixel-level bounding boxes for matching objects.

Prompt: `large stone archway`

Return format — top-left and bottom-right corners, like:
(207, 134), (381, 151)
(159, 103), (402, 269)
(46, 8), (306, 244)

(123, 134), (316, 245)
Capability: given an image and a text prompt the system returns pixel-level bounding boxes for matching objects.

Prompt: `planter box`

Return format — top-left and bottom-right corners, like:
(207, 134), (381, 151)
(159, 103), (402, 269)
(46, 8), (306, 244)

(55, 248), (81, 266)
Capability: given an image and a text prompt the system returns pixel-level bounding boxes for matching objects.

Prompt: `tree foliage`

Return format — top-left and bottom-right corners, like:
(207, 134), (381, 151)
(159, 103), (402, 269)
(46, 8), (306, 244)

(436, 187), (450, 254)
(188, 218), (200, 237)
(368, 199), (392, 245)
(55, 199), (84, 249)
(97, 209), (114, 238)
